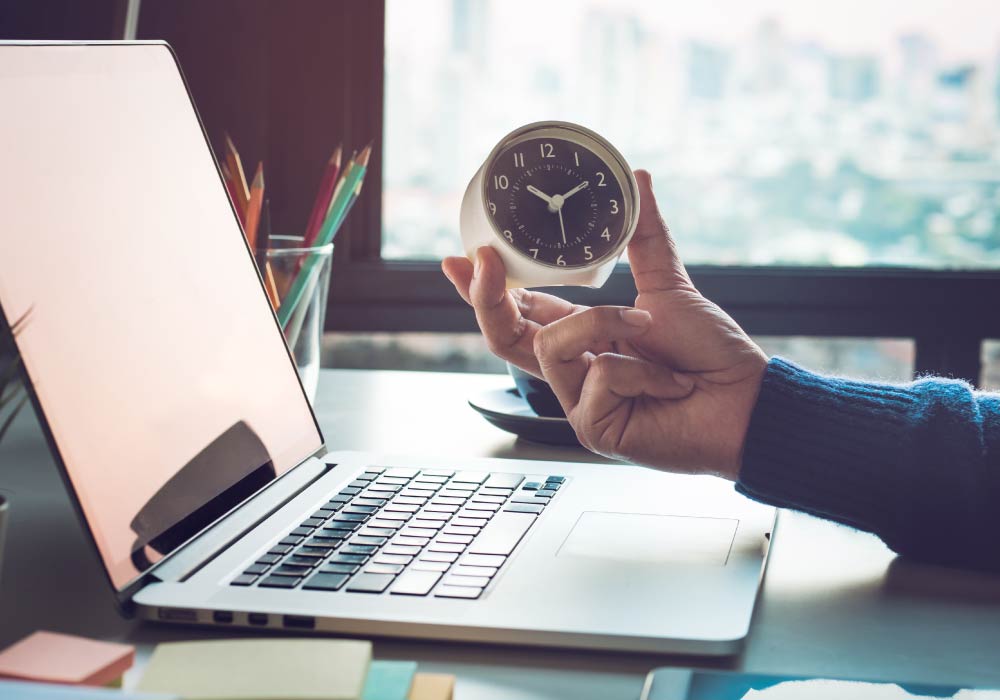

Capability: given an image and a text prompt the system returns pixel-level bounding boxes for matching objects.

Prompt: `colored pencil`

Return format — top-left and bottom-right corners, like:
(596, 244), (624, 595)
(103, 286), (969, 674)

(244, 162), (265, 251)
(303, 145), (342, 247)
(263, 262), (281, 311)
(325, 144), (371, 238)
(223, 132), (250, 215)
(220, 162), (246, 226)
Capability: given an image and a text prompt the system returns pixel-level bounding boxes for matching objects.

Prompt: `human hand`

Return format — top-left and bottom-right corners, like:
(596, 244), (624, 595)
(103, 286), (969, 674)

(442, 170), (767, 480)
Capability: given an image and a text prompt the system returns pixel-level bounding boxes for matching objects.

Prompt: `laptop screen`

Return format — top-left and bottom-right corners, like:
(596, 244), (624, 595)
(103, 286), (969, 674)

(0, 44), (323, 591)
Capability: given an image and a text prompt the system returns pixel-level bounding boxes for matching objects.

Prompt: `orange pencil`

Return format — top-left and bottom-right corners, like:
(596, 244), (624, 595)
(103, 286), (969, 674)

(263, 262), (281, 311)
(303, 145), (342, 247)
(223, 132), (250, 216)
(220, 162), (246, 226)
(244, 162), (265, 251)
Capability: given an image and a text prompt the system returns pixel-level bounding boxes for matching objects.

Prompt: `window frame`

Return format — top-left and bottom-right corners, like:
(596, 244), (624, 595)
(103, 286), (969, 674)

(327, 1), (1000, 382)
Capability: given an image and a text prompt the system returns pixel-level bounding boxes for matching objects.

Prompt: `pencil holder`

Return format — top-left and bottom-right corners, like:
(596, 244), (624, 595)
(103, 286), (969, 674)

(261, 236), (334, 402)
(0, 493), (8, 585)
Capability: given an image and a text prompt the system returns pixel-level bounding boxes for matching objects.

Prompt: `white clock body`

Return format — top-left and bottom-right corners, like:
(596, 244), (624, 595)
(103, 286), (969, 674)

(460, 121), (639, 289)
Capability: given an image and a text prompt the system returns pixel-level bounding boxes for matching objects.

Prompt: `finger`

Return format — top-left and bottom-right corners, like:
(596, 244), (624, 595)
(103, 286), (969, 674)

(442, 256), (474, 305)
(579, 353), (695, 425)
(468, 247), (543, 374)
(627, 169), (692, 293)
(509, 287), (584, 326)
(534, 306), (653, 414)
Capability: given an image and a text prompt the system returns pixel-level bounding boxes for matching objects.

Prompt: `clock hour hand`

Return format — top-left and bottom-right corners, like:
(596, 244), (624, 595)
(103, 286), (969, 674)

(560, 180), (589, 201)
(526, 184), (554, 206)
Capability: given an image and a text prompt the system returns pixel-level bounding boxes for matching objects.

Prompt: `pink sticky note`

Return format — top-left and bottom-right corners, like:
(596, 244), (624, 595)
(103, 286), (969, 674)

(0, 631), (134, 686)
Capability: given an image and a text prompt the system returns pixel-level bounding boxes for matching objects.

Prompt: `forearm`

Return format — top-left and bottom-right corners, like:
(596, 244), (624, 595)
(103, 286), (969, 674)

(736, 358), (1000, 571)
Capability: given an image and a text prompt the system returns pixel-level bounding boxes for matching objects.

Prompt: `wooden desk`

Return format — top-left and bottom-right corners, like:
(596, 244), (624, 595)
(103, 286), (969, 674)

(2, 369), (1000, 698)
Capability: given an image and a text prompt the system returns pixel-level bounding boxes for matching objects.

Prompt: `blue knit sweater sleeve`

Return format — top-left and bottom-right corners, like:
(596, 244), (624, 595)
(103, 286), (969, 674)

(737, 357), (1000, 571)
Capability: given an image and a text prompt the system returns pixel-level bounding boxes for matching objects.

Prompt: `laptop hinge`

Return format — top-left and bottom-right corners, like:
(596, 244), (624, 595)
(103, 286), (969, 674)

(147, 457), (332, 584)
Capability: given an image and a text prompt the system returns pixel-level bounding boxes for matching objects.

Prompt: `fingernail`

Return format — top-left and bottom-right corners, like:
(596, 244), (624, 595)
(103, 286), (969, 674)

(620, 308), (651, 327)
(673, 371), (695, 391)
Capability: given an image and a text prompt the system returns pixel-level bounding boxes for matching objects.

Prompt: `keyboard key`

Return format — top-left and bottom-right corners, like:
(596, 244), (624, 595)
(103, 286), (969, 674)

(378, 476), (411, 485)
(510, 495), (548, 506)
(278, 536), (303, 546)
(374, 554), (413, 565)
(344, 505), (378, 515)
(433, 496), (466, 506)
(402, 527), (439, 539)
(383, 468), (419, 478)
(346, 573), (396, 593)
(435, 585), (483, 599)
(444, 574), (490, 588)
(452, 471), (488, 484)
(231, 574), (257, 586)
(410, 519), (445, 530)
(435, 533), (474, 545)
(285, 555), (321, 567)
(413, 475), (449, 484)
(451, 564), (498, 578)
(391, 570), (443, 596)
(479, 488), (514, 497)
(406, 484), (440, 493)
(303, 572), (349, 591)
(392, 496), (427, 506)
(366, 563), (405, 575)
(384, 502), (420, 513)
(339, 487), (361, 496)
(411, 560), (450, 572)
(291, 527), (314, 538)
(419, 551), (459, 563)
(383, 544), (421, 556)
(461, 554), (507, 568)
(452, 517), (489, 528)
(442, 526), (479, 536)
(546, 476), (566, 484)
(348, 479), (370, 489)
(351, 535), (388, 547)
(329, 493), (353, 503)
(414, 511), (450, 521)
(442, 484), (477, 493)
(468, 511), (535, 555)
(306, 537), (342, 549)
(399, 490), (432, 500)
(331, 513), (369, 523)
(422, 503), (459, 514)
(469, 495), (506, 505)
(429, 542), (466, 554)
(422, 470), (455, 477)
(256, 553), (282, 564)
(259, 574), (300, 588)
(376, 511), (413, 522)
(484, 473), (524, 489)
(321, 562), (359, 575)
(393, 535), (430, 547)
(313, 508), (336, 518)
(274, 563), (312, 576)
(329, 553), (369, 565)
(464, 502), (500, 512)
(439, 489), (472, 499)
(339, 544), (377, 555)
(522, 482), (543, 490)
(543, 482), (562, 491)
(296, 546), (332, 558)
(353, 497), (387, 507)
(357, 471), (381, 481)
(535, 489), (557, 499)
(243, 564), (269, 575)
(368, 518), (404, 530)
(367, 483), (401, 493)
(503, 503), (544, 515)
(319, 526), (355, 538)
(360, 527), (398, 538)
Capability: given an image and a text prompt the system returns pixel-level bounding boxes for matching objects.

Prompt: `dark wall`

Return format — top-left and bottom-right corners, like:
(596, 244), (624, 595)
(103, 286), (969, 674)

(0, 0), (123, 39)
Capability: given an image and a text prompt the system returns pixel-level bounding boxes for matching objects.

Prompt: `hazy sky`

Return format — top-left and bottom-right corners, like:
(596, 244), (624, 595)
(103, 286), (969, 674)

(390, 0), (1000, 64)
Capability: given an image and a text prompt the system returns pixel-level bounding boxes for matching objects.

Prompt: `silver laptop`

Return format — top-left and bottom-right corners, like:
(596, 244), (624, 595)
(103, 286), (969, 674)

(0, 42), (775, 656)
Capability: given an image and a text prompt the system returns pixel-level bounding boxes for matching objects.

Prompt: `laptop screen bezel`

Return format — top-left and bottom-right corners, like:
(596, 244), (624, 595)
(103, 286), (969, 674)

(0, 40), (328, 610)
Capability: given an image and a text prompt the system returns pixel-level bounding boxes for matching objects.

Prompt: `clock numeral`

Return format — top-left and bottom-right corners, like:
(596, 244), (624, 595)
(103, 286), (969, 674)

(503, 229), (513, 242)
(540, 143), (554, 159)
(556, 255), (566, 266)
(584, 246), (593, 261)
(596, 172), (607, 187)
(493, 174), (509, 190)
(609, 199), (619, 214)
(601, 227), (611, 241)
(574, 151), (580, 167)
(529, 248), (539, 259)
(487, 200), (497, 215)
(513, 152), (525, 168)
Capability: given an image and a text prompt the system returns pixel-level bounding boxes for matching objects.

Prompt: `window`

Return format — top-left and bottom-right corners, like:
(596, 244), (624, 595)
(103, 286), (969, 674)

(384, 0), (1000, 267)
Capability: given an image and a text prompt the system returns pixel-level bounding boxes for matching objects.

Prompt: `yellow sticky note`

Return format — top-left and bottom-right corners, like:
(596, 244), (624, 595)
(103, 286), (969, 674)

(407, 673), (455, 700)
(137, 639), (372, 700)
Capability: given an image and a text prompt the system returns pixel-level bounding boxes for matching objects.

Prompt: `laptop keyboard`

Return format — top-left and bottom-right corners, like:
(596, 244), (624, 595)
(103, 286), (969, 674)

(229, 468), (565, 599)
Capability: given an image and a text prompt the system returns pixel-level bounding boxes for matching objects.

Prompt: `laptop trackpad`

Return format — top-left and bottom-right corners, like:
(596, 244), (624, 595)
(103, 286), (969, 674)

(558, 512), (738, 566)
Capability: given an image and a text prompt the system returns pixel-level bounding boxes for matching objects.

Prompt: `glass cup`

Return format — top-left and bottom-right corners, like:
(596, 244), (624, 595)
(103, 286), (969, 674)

(260, 236), (333, 402)
(0, 493), (7, 586)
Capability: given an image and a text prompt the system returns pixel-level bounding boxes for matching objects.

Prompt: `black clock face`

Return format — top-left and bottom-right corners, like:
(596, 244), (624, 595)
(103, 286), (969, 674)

(485, 136), (629, 268)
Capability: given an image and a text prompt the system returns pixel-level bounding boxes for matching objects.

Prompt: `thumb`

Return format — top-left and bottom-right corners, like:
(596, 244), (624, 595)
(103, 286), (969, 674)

(626, 170), (692, 293)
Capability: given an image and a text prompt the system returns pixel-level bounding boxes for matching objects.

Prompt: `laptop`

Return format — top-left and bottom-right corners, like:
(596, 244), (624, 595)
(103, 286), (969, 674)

(0, 41), (775, 656)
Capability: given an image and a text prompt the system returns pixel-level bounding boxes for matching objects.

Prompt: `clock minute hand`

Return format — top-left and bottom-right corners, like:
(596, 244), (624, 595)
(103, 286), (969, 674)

(560, 180), (589, 201)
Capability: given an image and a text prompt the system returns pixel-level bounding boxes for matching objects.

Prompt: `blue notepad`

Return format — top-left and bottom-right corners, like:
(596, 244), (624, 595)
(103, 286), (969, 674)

(362, 660), (419, 700)
(0, 680), (175, 700)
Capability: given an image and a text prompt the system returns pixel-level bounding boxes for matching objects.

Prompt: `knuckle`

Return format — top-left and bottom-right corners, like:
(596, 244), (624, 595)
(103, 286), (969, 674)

(532, 325), (553, 358)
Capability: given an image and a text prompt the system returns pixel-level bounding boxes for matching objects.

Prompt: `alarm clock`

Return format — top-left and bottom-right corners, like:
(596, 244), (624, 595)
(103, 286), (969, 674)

(460, 121), (640, 288)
